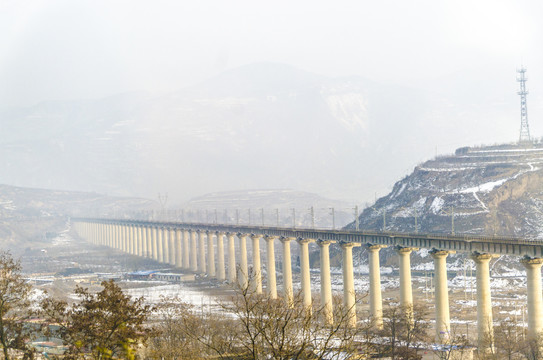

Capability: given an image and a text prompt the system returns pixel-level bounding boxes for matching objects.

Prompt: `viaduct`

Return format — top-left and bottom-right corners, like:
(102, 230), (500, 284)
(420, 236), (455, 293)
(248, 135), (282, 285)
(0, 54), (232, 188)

(72, 218), (543, 352)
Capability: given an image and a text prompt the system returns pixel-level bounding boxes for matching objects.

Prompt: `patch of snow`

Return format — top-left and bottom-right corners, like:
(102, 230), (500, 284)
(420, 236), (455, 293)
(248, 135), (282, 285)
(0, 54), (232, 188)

(459, 179), (508, 194)
(470, 148), (543, 154)
(430, 197), (444, 214)
(391, 183), (407, 199)
(414, 196), (427, 211)
(472, 192), (488, 211)
(413, 262), (434, 271)
(419, 167), (477, 172)
(456, 299), (476, 307)
(418, 248), (430, 258)
(125, 284), (218, 307)
(455, 162), (540, 195)
(323, 92), (369, 133)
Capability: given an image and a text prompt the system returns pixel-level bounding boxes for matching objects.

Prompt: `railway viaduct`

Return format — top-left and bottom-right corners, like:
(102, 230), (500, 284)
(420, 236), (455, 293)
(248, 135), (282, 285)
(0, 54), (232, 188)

(72, 218), (543, 351)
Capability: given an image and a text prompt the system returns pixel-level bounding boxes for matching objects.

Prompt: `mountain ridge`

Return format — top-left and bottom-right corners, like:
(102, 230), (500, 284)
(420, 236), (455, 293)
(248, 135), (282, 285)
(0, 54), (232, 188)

(0, 62), (523, 204)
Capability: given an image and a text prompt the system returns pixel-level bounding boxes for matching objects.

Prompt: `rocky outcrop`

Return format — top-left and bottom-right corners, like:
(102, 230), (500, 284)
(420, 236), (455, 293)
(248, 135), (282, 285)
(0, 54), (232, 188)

(346, 143), (543, 239)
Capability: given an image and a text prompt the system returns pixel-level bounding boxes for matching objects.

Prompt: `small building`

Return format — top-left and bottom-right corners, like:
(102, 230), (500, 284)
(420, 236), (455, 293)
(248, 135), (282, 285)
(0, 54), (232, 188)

(125, 270), (159, 280)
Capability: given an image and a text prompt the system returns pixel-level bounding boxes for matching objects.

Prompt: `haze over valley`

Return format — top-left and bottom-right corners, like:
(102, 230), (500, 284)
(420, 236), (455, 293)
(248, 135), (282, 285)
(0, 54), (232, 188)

(2, 2), (543, 358)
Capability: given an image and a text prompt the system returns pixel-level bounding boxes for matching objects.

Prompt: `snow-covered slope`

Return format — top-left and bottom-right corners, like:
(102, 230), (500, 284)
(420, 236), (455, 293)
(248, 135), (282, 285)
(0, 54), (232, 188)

(326, 143), (543, 275)
(346, 143), (543, 239)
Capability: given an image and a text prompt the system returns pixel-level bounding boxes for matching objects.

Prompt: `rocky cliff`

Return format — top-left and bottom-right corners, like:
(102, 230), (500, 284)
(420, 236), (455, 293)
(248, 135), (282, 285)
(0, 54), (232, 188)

(346, 143), (543, 239)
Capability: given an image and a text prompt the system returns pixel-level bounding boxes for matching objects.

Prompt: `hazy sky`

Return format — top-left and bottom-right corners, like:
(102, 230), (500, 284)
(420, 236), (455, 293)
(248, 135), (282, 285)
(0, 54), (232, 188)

(1, 0), (542, 109)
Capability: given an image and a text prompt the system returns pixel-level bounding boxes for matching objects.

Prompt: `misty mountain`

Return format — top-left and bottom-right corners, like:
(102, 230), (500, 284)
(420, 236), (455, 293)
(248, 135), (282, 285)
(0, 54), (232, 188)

(183, 189), (356, 229)
(0, 62), (509, 204)
(0, 183), (156, 252)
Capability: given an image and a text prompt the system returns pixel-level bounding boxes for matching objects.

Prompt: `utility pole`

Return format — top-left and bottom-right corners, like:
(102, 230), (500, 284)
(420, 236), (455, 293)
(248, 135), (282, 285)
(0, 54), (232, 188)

(451, 206), (454, 235)
(414, 209), (418, 233)
(382, 209), (386, 232)
(444, 207), (455, 235)
(493, 208), (497, 236)
(354, 205), (359, 231)
(310, 206), (315, 229)
(158, 193), (168, 220)
(329, 207), (335, 230)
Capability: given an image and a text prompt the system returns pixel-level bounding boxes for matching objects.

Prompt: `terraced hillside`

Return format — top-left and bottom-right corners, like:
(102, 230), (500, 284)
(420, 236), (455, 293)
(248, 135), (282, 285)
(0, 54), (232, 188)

(347, 143), (543, 239)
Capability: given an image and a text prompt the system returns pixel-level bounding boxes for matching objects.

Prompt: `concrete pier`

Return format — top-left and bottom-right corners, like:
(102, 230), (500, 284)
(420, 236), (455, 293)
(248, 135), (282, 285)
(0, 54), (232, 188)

(183, 230), (190, 269)
(238, 234), (249, 289)
(471, 253), (494, 351)
(157, 228), (164, 262)
(368, 244), (385, 329)
(341, 242), (360, 328)
(522, 257), (543, 341)
(147, 227), (153, 259)
(227, 233), (236, 283)
(137, 226), (143, 256)
(122, 225), (128, 253)
(396, 246), (417, 309)
(431, 249), (452, 342)
(129, 225), (135, 255)
(129, 225), (134, 254)
(265, 236), (277, 299)
(175, 229), (182, 268)
(161, 227), (169, 264)
(280, 237), (294, 305)
(190, 230), (198, 272)
(198, 231), (206, 273)
(297, 238), (315, 309)
(207, 231), (216, 277)
(217, 232), (225, 281)
(152, 226), (158, 261)
(143, 226), (149, 258)
(318, 240), (335, 324)
(126, 225), (132, 254)
(169, 228), (176, 265)
(251, 234), (262, 294)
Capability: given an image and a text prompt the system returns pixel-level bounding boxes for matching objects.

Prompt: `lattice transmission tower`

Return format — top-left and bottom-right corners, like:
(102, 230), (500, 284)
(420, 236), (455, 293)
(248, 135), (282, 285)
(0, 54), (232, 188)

(517, 67), (531, 144)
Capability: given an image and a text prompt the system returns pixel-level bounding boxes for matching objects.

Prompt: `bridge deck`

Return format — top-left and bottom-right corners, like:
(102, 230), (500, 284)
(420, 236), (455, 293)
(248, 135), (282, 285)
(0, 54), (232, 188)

(77, 218), (543, 258)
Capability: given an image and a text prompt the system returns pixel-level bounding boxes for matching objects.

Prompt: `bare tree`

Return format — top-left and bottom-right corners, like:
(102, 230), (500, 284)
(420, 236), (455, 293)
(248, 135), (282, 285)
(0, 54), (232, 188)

(378, 304), (430, 360)
(432, 324), (473, 360)
(152, 278), (373, 359)
(519, 333), (543, 360)
(148, 296), (237, 359)
(222, 283), (374, 359)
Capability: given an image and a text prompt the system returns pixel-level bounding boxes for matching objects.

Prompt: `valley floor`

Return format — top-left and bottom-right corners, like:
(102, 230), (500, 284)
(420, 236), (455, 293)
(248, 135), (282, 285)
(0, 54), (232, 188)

(21, 225), (531, 355)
